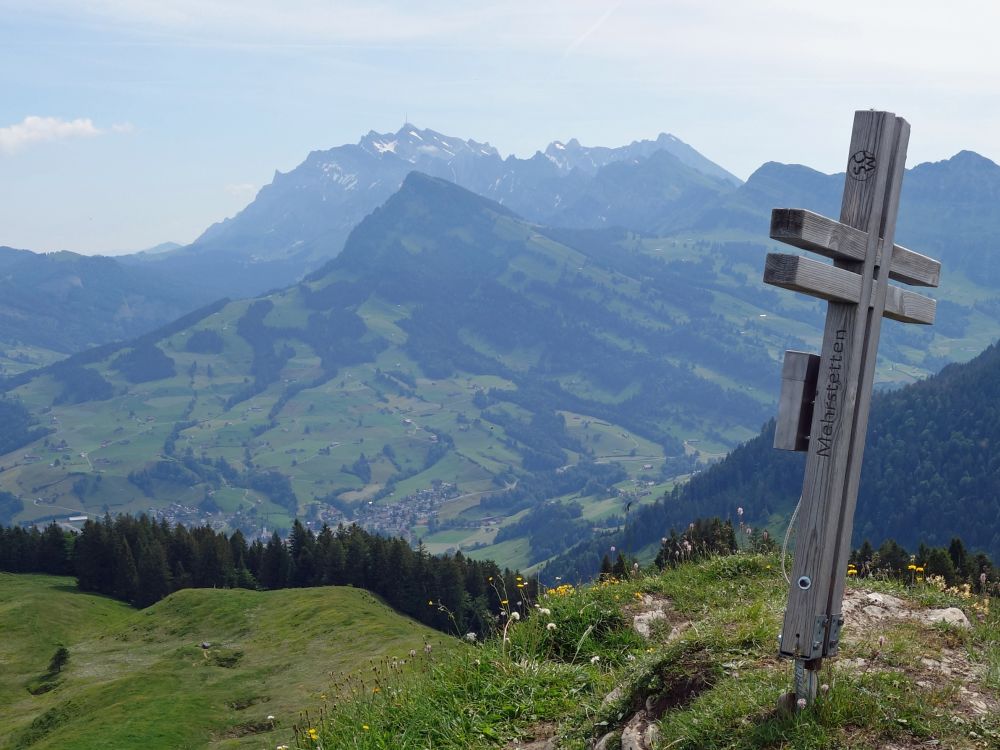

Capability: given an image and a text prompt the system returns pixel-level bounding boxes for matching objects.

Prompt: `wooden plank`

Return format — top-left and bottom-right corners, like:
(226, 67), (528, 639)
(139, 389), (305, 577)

(770, 208), (940, 288)
(779, 110), (908, 661)
(763, 253), (861, 304)
(884, 285), (936, 325)
(775, 351), (820, 452)
(823, 114), (911, 657)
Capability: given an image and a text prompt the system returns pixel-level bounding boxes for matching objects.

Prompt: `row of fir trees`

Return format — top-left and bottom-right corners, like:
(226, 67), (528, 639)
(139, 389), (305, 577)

(0, 515), (538, 637)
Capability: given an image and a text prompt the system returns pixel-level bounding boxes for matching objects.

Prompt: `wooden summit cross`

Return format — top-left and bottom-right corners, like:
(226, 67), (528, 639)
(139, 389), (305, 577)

(762, 110), (941, 704)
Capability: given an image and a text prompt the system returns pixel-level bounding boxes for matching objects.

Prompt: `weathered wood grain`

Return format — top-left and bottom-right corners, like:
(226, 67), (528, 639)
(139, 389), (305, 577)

(764, 253), (862, 303)
(775, 351), (820, 452)
(770, 208), (940, 287)
(884, 284), (936, 325)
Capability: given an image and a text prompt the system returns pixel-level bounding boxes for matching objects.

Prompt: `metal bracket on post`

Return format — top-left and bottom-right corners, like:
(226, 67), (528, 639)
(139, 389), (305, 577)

(826, 615), (845, 656)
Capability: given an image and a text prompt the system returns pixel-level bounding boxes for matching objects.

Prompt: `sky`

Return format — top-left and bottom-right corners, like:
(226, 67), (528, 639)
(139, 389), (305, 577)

(2, 0), (999, 254)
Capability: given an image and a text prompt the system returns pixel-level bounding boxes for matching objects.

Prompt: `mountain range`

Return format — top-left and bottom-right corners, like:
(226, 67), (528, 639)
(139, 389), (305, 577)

(123, 126), (742, 297)
(3, 124), (1000, 572)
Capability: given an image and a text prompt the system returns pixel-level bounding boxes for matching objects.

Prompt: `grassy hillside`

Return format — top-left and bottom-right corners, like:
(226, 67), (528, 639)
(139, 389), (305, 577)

(299, 554), (999, 749)
(0, 574), (451, 750)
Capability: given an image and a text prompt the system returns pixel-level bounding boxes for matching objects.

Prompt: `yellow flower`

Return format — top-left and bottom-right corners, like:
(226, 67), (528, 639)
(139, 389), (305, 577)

(373, 686), (380, 694)
(362, 724), (370, 731)
(915, 567), (924, 573)
(500, 599), (508, 605)
(307, 728), (319, 740)
(516, 583), (525, 588)
(907, 564), (917, 571)
(428, 600), (434, 606)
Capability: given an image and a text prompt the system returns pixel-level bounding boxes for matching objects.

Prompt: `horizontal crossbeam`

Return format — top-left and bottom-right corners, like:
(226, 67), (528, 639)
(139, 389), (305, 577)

(770, 208), (941, 288)
(763, 253), (860, 304)
(764, 253), (936, 324)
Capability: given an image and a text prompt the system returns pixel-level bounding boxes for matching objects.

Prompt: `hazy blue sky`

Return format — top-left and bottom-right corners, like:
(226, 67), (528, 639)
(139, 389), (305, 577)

(2, 0), (998, 254)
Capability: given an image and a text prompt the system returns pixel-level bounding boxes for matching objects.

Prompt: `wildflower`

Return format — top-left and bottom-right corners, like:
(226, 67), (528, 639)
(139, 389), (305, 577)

(267, 715), (276, 721)
(500, 599), (509, 605)
(362, 725), (369, 731)
(423, 643), (433, 654)
(516, 576), (523, 581)
(546, 622), (557, 631)
(539, 607), (551, 615)
(277, 745), (289, 750)
(820, 684), (829, 695)
(916, 566), (924, 573)
(590, 655), (601, 664)
(465, 632), (477, 642)
(428, 600), (434, 606)
(610, 546), (616, 554)
(634, 591), (644, 600)
(517, 582), (525, 588)
(907, 564), (917, 571)
(625, 654), (636, 662)
(737, 506), (744, 517)
(796, 698), (807, 710)
(307, 728), (319, 741)
(408, 649), (416, 658)
(372, 686), (380, 694)
(488, 576), (493, 582)
(510, 611), (520, 621)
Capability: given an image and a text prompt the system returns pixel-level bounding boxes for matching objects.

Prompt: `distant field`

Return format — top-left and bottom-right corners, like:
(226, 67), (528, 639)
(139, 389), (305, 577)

(0, 574), (452, 750)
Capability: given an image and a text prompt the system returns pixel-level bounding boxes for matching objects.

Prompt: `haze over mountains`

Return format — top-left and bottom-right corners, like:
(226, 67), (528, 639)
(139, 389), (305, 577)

(3, 124), (1000, 571)
(123, 125), (742, 297)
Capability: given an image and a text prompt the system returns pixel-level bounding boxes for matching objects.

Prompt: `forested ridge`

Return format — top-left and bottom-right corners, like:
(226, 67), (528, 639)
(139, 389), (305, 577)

(0, 515), (535, 636)
(545, 341), (1000, 580)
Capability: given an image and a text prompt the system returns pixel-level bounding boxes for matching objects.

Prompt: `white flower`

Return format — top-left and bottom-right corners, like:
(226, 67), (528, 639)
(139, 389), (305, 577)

(625, 654), (636, 662)
(539, 607), (551, 616)
(546, 622), (557, 631)
(796, 697), (807, 710)
(267, 715), (275, 721)
(408, 649), (416, 658)
(590, 655), (601, 664)
(510, 611), (520, 621)
(465, 632), (477, 642)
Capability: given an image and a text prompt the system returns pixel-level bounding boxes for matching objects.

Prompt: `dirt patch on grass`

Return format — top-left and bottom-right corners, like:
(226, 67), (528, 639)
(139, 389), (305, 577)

(504, 720), (557, 749)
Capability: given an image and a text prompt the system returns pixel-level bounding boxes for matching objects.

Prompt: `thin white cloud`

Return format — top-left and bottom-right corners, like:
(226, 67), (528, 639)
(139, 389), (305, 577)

(564, 0), (623, 58)
(0, 116), (134, 154)
(0, 116), (101, 153)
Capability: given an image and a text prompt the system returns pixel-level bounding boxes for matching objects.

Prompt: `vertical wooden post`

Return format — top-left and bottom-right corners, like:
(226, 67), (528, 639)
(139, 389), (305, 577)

(779, 111), (908, 663)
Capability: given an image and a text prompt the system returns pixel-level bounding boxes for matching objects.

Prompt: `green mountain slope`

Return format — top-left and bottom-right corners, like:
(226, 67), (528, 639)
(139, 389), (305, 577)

(0, 246), (211, 354)
(0, 573), (450, 750)
(2, 171), (999, 570)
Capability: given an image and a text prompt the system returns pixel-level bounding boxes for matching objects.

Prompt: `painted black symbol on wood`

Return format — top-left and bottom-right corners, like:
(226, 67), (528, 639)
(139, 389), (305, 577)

(848, 149), (876, 181)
